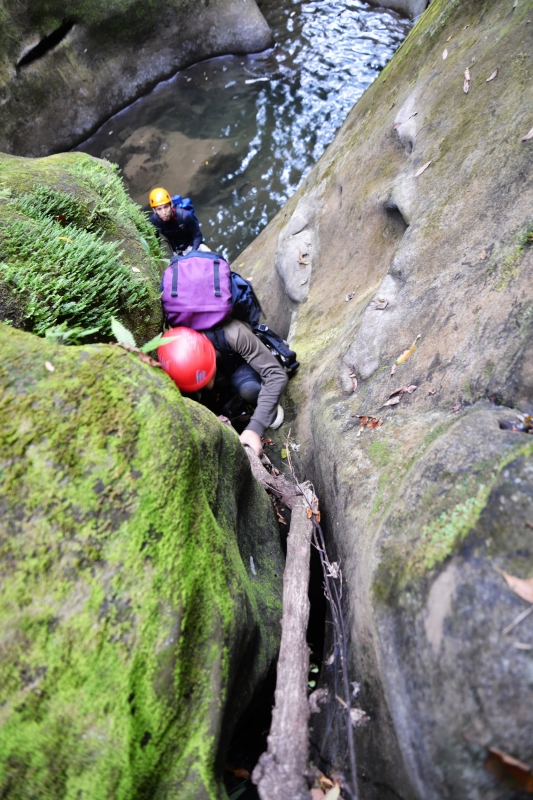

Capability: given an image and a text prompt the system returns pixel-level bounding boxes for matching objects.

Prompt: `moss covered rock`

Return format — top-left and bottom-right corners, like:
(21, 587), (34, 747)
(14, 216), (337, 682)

(235, 0), (533, 796)
(0, 151), (164, 345)
(0, 322), (283, 799)
(0, 0), (272, 157)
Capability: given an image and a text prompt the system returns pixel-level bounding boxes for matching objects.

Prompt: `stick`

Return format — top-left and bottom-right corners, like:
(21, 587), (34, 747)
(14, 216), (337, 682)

(244, 446), (314, 800)
(502, 604), (533, 636)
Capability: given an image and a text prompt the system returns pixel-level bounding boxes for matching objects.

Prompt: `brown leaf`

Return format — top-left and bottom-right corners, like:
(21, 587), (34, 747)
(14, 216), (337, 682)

(522, 127), (533, 141)
(427, 389), (437, 396)
(372, 300), (389, 310)
(414, 160), (432, 177)
(484, 747), (533, 793)
(495, 568), (533, 604)
(390, 364), (397, 376)
(367, 417), (383, 429)
(319, 775), (334, 790)
(396, 334), (421, 364)
(446, 34), (452, 42)
(452, 403), (462, 412)
(352, 376), (358, 392)
(463, 67), (471, 93)
(225, 764), (250, 779)
(486, 68), (498, 82)
(389, 385), (417, 398)
(480, 249), (488, 260)
(137, 352), (162, 368)
(381, 395), (401, 408)
(354, 415), (369, 426)
(307, 507), (313, 519)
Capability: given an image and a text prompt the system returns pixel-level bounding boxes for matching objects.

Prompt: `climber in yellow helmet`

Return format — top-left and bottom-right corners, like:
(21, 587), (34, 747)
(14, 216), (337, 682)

(148, 187), (204, 255)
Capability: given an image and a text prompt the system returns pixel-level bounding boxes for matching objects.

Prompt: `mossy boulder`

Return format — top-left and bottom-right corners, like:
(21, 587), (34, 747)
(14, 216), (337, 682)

(0, 151), (163, 345)
(0, 322), (283, 799)
(235, 0), (533, 796)
(0, 0), (272, 157)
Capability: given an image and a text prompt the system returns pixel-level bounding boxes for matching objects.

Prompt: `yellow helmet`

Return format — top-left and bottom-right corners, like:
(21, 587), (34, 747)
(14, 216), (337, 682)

(149, 187), (171, 208)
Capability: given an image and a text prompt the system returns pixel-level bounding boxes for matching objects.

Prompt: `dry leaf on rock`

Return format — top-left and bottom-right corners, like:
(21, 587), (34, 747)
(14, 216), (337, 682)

(350, 708), (370, 727)
(390, 364), (397, 376)
(495, 568), (533, 604)
(298, 251), (310, 266)
(367, 417), (383, 429)
(354, 414), (369, 426)
(442, 48), (448, 59)
(44, 361), (55, 373)
(301, 278), (308, 285)
(522, 127), (533, 142)
(345, 292), (355, 302)
(427, 389), (437, 396)
(389, 385), (417, 398)
(452, 403), (462, 412)
(464, 67), (471, 93)
(484, 747), (533, 793)
(486, 68), (498, 82)
(414, 160), (432, 177)
(381, 395), (401, 408)
(351, 375), (358, 392)
(480, 249), (488, 260)
(372, 300), (389, 310)
(446, 34), (452, 42)
(396, 334), (421, 364)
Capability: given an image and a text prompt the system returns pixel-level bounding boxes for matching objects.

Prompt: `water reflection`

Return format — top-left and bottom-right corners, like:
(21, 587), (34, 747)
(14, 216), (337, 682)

(77, 0), (410, 261)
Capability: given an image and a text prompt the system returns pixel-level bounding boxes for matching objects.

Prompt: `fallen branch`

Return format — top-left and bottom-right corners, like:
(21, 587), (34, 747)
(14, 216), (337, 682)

(244, 445), (314, 800)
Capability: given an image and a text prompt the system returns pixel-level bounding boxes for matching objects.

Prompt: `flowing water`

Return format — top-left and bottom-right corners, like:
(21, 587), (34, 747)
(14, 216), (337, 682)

(77, 0), (410, 262)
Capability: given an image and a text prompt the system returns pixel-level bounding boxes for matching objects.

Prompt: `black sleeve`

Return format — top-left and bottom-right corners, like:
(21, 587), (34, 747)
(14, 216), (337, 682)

(181, 209), (202, 250)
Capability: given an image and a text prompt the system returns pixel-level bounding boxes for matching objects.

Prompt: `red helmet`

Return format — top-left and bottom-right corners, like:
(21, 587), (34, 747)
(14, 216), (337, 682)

(158, 327), (216, 392)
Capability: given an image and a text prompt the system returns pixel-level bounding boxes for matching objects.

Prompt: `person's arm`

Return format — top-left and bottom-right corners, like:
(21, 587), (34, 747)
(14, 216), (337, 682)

(223, 320), (288, 438)
(180, 209), (202, 250)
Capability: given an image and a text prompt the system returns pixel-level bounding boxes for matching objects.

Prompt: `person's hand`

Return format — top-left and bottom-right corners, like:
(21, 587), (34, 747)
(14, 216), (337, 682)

(239, 429), (263, 456)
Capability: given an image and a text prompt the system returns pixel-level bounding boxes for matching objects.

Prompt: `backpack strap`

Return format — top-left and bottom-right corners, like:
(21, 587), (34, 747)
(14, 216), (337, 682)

(171, 261), (178, 297)
(203, 326), (243, 376)
(213, 258), (221, 297)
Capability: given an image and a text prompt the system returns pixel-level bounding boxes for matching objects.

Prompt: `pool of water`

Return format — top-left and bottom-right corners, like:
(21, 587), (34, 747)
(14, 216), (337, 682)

(77, 0), (410, 262)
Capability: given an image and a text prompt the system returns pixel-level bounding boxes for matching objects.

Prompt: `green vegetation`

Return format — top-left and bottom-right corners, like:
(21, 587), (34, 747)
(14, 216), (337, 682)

(0, 154), (163, 341)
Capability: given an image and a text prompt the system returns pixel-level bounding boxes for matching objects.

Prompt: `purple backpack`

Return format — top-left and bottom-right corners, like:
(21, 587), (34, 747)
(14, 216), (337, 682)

(161, 251), (232, 330)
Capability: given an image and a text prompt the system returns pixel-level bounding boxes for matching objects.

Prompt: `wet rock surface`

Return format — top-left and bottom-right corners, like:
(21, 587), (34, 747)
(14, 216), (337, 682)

(236, 0), (533, 796)
(0, 0), (272, 157)
(0, 323), (283, 799)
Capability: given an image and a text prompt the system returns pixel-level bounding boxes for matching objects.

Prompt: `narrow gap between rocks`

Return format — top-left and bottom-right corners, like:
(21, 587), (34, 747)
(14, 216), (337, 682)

(17, 20), (76, 69)
(222, 513), (328, 799)
(384, 203), (409, 234)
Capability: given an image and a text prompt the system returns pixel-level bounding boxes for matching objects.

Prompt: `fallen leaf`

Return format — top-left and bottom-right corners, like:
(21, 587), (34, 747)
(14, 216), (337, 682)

(446, 34), (452, 42)
(372, 300), (389, 310)
(352, 376), (358, 392)
(414, 160), (432, 177)
(390, 364), (397, 376)
(464, 67), (471, 93)
(58, 236), (73, 242)
(319, 775), (334, 790)
(367, 417), (383, 429)
(132, 267), (141, 273)
(522, 127), (533, 141)
(396, 334), (421, 364)
(324, 783), (341, 800)
(44, 361), (55, 373)
(480, 249), (488, 260)
(495, 568), (533, 604)
(307, 508), (313, 519)
(427, 389), (437, 396)
(381, 395), (401, 408)
(354, 415), (369, 426)
(350, 707), (370, 727)
(442, 48), (448, 59)
(486, 68), (498, 82)
(389, 384), (418, 398)
(301, 278), (308, 285)
(345, 292), (355, 302)
(225, 764), (250, 779)
(484, 747), (533, 793)
(452, 403), (462, 412)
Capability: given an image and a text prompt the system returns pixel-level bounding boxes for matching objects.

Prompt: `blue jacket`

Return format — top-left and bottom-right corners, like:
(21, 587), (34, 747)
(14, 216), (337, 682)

(150, 206), (202, 252)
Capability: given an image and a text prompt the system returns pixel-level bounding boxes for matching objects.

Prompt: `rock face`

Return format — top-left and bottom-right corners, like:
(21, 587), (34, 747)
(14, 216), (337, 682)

(0, 152), (163, 345)
(0, 323), (283, 799)
(0, 0), (272, 157)
(236, 0), (533, 797)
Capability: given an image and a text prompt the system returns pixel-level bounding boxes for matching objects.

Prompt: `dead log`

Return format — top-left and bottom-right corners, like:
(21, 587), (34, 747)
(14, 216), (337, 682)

(244, 446), (314, 800)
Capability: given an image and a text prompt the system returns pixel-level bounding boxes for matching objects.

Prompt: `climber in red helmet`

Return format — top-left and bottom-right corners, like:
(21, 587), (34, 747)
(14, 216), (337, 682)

(158, 325), (287, 456)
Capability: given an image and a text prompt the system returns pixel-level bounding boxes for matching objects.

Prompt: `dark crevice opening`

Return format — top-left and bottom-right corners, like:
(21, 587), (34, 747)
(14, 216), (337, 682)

(384, 202), (409, 234)
(17, 20), (76, 69)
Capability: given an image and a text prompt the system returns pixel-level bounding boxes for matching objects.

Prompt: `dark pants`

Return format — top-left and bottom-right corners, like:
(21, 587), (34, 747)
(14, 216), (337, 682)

(230, 363), (261, 405)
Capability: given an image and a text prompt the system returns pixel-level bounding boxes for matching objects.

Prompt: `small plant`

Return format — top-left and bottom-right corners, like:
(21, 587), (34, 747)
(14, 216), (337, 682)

(44, 322), (101, 345)
(111, 317), (175, 354)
